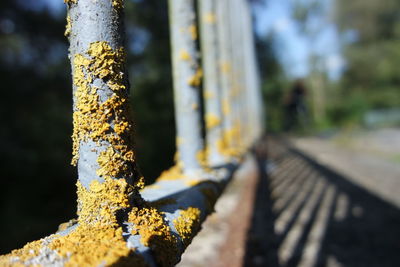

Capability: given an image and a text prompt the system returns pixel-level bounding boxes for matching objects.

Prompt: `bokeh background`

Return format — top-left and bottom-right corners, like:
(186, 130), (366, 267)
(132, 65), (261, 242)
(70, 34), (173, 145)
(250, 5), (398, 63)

(1, 0), (399, 255)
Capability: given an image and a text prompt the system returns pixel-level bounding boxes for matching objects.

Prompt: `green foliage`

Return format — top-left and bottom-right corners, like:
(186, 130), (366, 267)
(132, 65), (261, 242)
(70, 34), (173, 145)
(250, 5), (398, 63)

(337, 0), (400, 111)
(257, 35), (288, 132)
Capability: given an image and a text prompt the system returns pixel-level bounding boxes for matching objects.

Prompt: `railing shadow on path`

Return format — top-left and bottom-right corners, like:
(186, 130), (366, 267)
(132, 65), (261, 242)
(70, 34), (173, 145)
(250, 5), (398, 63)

(243, 136), (400, 267)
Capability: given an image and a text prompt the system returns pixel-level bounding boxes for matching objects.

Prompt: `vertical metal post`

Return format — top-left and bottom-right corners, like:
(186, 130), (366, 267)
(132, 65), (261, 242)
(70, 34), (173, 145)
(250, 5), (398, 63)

(169, 0), (204, 175)
(243, 0), (264, 140)
(68, 0), (143, 218)
(216, 0), (241, 158)
(198, 0), (226, 166)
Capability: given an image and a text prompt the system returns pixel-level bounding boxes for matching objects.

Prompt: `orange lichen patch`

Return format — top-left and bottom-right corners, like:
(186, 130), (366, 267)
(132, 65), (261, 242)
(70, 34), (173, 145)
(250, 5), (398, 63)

(65, 15), (71, 37)
(204, 90), (214, 100)
(0, 239), (43, 265)
(203, 13), (216, 24)
(179, 49), (191, 61)
(157, 165), (185, 181)
(205, 113), (221, 129)
(173, 207), (201, 245)
(188, 68), (203, 87)
(188, 24), (198, 40)
(128, 207), (178, 266)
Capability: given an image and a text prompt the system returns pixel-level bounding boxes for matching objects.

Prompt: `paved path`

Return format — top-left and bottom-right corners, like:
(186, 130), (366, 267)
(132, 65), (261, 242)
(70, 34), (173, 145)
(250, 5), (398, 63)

(178, 133), (400, 267)
(292, 128), (400, 207)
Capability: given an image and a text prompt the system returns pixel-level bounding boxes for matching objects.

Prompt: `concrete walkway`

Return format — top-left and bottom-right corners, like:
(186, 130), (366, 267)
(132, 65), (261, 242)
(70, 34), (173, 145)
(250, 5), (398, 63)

(178, 133), (400, 267)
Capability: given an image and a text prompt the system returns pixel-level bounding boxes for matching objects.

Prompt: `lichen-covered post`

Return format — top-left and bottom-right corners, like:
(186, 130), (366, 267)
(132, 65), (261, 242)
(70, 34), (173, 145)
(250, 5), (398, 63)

(198, 0), (226, 166)
(243, 0), (264, 138)
(216, 0), (240, 158)
(236, 0), (254, 146)
(66, 0), (144, 219)
(242, 0), (257, 142)
(229, 0), (247, 150)
(169, 0), (205, 175)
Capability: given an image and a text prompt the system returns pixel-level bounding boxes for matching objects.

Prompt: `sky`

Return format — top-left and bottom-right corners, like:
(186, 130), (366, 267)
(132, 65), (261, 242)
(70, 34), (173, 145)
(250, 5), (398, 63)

(38, 0), (345, 80)
(253, 0), (345, 80)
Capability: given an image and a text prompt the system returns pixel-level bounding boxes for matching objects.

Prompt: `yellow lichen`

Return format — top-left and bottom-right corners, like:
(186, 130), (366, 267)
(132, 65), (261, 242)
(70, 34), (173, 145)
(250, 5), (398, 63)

(64, 0), (77, 4)
(188, 68), (203, 87)
(112, 0), (124, 9)
(128, 207), (178, 266)
(205, 113), (221, 129)
(0, 239), (43, 265)
(76, 179), (133, 225)
(203, 13), (216, 24)
(196, 147), (209, 167)
(57, 218), (78, 232)
(179, 49), (191, 61)
(184, 179), (201, 187)
(176, 136), (184, 146)
(47, 178), (147, 266)
(65, 15), (71, 37)
(220, 62), (231, 74)
(173, 207), (201, 245)
(204, 90), (214, 100)
(71, 41), (141, 186)
(222, 99), (231, 116)
(191, 103), (199, 110)
(188, 25), (197, 40)
(157, 165), (185, 181)
(50, 225), (133, 267)
(217, 124), (243, 157)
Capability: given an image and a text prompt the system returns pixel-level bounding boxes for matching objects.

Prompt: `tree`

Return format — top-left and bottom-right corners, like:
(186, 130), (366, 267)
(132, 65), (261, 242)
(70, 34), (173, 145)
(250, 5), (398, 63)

(335, 0), (400, 114)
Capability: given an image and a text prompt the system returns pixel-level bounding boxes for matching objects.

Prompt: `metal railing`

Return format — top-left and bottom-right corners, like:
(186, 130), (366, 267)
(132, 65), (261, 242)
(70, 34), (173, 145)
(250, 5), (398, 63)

(0, 0), (263, 266)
